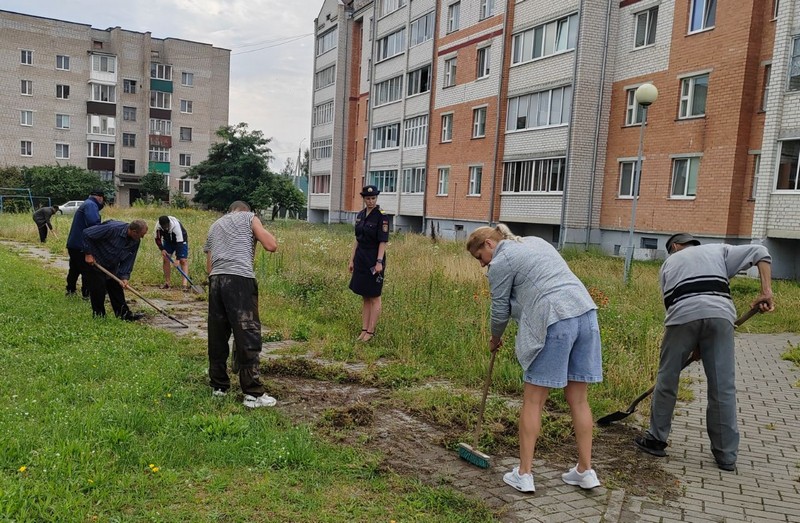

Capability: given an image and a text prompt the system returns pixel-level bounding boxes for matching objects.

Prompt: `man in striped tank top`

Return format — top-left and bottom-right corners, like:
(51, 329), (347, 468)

(204, 201), (278, 408)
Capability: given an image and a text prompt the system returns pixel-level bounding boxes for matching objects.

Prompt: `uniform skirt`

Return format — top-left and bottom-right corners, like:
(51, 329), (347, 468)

(349, 244), (385, 297)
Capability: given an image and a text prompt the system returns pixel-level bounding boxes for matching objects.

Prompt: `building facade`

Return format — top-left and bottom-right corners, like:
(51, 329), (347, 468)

(311, 0), (798, 279)
(1, 10), (230, 206)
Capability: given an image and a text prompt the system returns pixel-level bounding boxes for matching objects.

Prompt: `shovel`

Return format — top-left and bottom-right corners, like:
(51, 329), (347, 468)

(162, 252), (204, 294)
(597, 305), (762, 426)
(92, 261), (189, 328)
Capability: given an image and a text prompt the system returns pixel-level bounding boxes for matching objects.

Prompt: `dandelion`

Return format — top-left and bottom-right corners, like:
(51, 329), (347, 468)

(166, 393), (172, 398)
(18, 466), (27, 472)
(152, 467), (160, 473)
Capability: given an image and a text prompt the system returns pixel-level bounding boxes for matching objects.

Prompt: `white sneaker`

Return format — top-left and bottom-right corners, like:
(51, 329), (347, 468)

(561, 465), (601, 489)
(243, 393), (277, 408)
(503, 466), (535, 493)
(212, 389), (227, 397)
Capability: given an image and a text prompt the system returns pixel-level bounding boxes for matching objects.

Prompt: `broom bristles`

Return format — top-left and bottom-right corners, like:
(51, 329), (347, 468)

(458, 442), (491, 469)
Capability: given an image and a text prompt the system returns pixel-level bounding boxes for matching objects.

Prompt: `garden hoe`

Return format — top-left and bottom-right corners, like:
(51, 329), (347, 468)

(458, 349), (497, 469)
(163, 253), (204, 294)
(596, 305), (762, 426)
(93, 262), (189, 328)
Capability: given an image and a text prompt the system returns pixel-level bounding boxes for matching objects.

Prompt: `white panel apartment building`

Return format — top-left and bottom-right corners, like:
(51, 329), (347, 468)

(1, 10), (230, 206)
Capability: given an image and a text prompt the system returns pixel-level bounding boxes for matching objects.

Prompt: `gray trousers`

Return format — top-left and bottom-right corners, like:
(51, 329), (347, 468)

(646, 318), (738, 465)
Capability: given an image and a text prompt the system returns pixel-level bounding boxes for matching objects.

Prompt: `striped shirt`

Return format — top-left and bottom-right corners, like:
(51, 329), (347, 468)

(204, 211), (256, 278)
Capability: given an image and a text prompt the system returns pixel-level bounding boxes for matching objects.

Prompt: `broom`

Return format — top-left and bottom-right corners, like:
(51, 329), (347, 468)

(458, 349), (497, 469)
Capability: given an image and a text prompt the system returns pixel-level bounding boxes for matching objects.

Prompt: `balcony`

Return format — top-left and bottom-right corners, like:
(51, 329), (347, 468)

(86, 101), (116, 116)
(149, 134), (172, 148)
(150, 78), (173, 93)
(148, 161), (170, 174)
(87, 158), (115, 171)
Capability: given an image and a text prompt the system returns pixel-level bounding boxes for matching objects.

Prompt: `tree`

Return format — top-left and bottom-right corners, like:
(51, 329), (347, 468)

(22, 165), (114, 203)
(139, 170), (169, 202)
(185, 123), (274, 211)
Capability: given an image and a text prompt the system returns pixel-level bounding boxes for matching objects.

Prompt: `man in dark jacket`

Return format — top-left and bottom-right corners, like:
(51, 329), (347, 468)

(83, 219), (148, 321)
(65, 189), (104, 298)
(32, 205), (60, 242)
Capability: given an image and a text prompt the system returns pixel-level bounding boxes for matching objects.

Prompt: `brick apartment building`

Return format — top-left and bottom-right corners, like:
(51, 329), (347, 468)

(311, 0), (798, 279)
(1, 10), (230, 206)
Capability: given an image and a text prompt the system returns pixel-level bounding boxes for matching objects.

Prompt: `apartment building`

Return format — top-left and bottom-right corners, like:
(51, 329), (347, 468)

(1, 10), (230, 206)
(311, 0), (799, 279)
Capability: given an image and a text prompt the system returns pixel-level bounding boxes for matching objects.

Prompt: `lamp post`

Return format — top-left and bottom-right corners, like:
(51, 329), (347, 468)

(623, 83), (658, 285)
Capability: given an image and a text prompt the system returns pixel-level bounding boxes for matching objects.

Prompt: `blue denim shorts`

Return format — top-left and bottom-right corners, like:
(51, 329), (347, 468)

(163, 241), (188, 260)
(523, 309), (603, 388)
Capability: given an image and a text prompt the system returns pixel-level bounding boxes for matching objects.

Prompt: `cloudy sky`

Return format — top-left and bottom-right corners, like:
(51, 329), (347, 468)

(3, 0), (323, 169)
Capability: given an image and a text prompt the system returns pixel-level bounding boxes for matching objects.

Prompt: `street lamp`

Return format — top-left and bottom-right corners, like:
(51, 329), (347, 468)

(622, 83), (658, 285)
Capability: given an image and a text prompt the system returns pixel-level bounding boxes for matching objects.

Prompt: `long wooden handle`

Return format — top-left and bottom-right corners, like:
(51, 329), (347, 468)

(473, 350), (497, 447)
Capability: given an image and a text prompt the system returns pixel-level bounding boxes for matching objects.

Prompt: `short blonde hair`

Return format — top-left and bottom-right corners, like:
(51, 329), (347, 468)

(466, 223), (520, 254)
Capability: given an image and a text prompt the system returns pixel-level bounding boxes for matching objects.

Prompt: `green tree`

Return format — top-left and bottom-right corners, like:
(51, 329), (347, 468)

(22, 165), (113, 203)
(185, 123), (274, 211)
(138, 170), (169, 202)
(0, 166), (24, 188)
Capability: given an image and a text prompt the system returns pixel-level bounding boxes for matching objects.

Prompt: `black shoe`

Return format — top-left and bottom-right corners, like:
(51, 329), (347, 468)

(66, 290), (77, 297)
(634, 435), (668, 457)
(122, 312), (145, 322)
(717, 461), (735, 471)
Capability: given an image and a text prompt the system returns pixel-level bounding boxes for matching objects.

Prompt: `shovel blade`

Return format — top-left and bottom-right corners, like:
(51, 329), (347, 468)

(596, 409), (633, 426)
(190, 284), (204, 294)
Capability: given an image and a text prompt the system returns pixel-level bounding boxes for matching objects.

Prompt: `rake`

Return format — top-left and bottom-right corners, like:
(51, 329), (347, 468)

(596, 305), (761, 426)
(163, 252), (204, 294)
(458, 349), (497, 469)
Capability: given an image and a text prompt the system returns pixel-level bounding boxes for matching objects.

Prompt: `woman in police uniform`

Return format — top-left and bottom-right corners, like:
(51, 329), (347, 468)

(348, 185), (389, 342)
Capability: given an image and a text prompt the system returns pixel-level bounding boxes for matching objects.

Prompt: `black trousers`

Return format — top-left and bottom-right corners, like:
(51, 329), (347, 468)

(66, 248), (89, 297)
(207, 274), (265, 396)
(86, 266), (132, 319)
(36, 224), (48, 242)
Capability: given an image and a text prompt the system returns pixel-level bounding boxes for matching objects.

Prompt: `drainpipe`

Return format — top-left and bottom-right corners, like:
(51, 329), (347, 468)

(334, 5), (351, 224)
(364, 11), (377, 217)
(488, 0), (510, 226)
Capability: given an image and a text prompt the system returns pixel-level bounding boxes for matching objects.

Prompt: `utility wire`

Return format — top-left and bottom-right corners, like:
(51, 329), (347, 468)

(231, 34), (312, 55)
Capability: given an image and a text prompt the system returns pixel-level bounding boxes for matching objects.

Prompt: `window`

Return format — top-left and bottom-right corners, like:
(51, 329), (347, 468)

(56, 84), (70, 100)
(506, 86), (573, 131)
(777, 140), (800, 190)
(502, 158), (566, 193)
(150, 63), (172, 80)
(312, 174), (331, 193)
(313, 100), (334, 125)
(473, 107), (487, 138)
(179, 180), (192, 194)
(317, 27), (338, 56)
(443, 57), (457, 87)
(56, 114), (70, 129)
(634, 7), (658, 48)
(403, 115), (428, 148)
(91, 54), (116, 73)
(479, 0), (494, 20)
(181, 72), (194, 86)
(56, 144), (70, 159)
(679, 74), (708, 118)
(374, 76), (403, 106)
(625, 88), (646, 125)
(180, 127), (193, 141)
(312, 138), (333, 160)
(378, 0), (406, 17)
(402, 167), (426, 193)
(122, 159), (136, 173)
(21, 50), (33, 65)
(410, 12), (435, 46)
(671, 157), (700, 197)
(468, 166), (482, 195)
(150, 91), (171, 109)
(179, 153), (192, 167)
(149, 146), (170, 162)
(441, 113), (453, 142)
(641, 237), (658, 249)
(751, 154), (760, 199)
(368, 170), (397, 193)
(88, 142), (115, 158)
(91, 84), (116, 103)
(150, 119), (172, 135)
(21, 110), (33, 126)
(689, 0), (716, 33)
(376, 28), (405, 61)
(407, 65), (431, 96)
(56, 55), (70, 70)
(447, 2), (460, 33)
(180, 99), (193, 113)
(123, 133), (136, 147)
(790, 38), (800, 91)
(762, 65), (771, 111)
(123, 79), (137, 93)
(21, 141), (33, 156)
(315, 65), (336, 90)
(371, 123), (400, 150)
(476, 47), (491, 78)
(123, 106), (137, 121)
(437, 168), (449, 195)
(774, 0), (781, 18)
(93, 40), (103, 50)
(618, 161), (639, 197)
(88, 115), (116, 136)
(512, 14), (578, 65)
(21, 80), (32, 95)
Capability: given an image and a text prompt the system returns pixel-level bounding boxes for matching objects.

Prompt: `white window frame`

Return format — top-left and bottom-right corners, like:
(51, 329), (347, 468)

(476, 46), (491, 79)
(479, 0), (494, 20)
(317, 27), (338, 56)
(776, 139), (800, 191)
(21, 79), (33, 96)
(21, 141), (33, 156)
(91, 55), (116, 73)
(312, 138), (333, 160)
(20, 110), (33, 127)
(407, 65), (431, 96)
(410, 12), (435, 47)
(56, 143), (70, 159)
(21, 50), (33, 65)
(56, 114), (70, 129)
(762, 64), (771, 111)
(180, 99), (193, 114)
(403, 115), (428, 149)
(443, 57), (457, 87)
(618, 160), (639, 198)
(670, 156), (700, 198)
(634, 7), (658, 49)
(56, 84), (70, 100)
(149, 119), (172, 135)
(790, 38), (800, 91)
(689, 0), (716, 33)
(368, 169), (397, 193)
(447, 2), (461, 33)
(506, 86), (573, 131)
(179, 153), (192, 167)
(373, 76), (403, 106)
(751, 154), (760, 199)
(179, 179), (192, 194)
(313, 100), (334, 126)
(441, 113), (453, 142)
(181, 72), (194, 86)
(91, 84), (116, 103)
(123, 133), (136, 147)
(625, 88), (645, 126)
(150, 63), (172, 80)
(468, 166), (483, 195)
(473, 107), (487, 138)
(149, 146), (170, 163)
(378, 0), (406, 18)
(376, 28), (406, 62)
(774, 0), (781, 19)
(311, 174), (331, 194)
(123, 106), (137, 122)
(502, 158), (566, 193)
(88, 142), (115, 159)
(150, 91), (172, 109)
(511, 14), (578, 65)
(88, 115), (116, 136)
(437, 167), (449, 195)
(56, 55), (70, 70)
(678, 74), (709, 119)
(402, 167), (426, 193)
(315, 65), (336, 90)
(179, 127), (193, 142)
(371, 123), (401, 151)
(123, 79), (137, 94)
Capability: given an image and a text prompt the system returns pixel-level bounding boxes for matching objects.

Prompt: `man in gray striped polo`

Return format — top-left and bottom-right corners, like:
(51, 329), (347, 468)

(204, 201), (278, 408)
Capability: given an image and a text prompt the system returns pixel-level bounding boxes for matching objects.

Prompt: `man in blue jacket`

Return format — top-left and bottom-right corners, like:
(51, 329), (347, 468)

(83, 219), (148, 321)
(65, 189), (105, 298)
